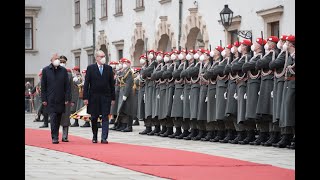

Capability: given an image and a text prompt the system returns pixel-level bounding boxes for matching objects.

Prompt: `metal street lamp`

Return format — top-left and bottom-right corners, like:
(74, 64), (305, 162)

(220, 4), (252, 41)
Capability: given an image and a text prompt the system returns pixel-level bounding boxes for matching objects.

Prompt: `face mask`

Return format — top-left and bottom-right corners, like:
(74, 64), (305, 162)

(60, 63), (66, 67)
(164, 56), (170, 62)
(170, 54), (176, 60)
(193, 53), (199, 59)
(231, 47), (235, 54)
(53, 59), (60, 67)
(238, 47), (242, 53)
(209, 51), (214, 57)
(100, 57), (106, 64)
(282, 43), (288, 51)
(140, 58), (146, 65)
(118, 64), (123, 69)
(264, 44), (269, 50)
(199, 54), (205, 61)
(156, 55), (162, 61)
(122, 64), (128, 69)
(186, 54), (192, 60)
(116, 65), (120, 70)
(178, 54), (184, 60)
(277, 41), (282, 50)
(148, 54), (154, 60)
(221, 50), (226, 57)
(111, 65), (116, 69)
(251, 45), (255, 52)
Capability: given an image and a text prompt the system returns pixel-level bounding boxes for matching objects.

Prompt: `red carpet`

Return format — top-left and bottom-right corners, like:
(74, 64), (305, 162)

(25, 128), (294, 180)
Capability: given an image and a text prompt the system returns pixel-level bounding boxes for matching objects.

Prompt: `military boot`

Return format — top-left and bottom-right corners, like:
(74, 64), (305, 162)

(201, 131), (215, 141)
(263, 132), (280, 146)
(81, 121), (91, 127)
(210, 130), (226, 142)
(192, 130), (206, 141)
(176, 129), (190, 139)
(168, 127), (182, 138)
(239, 130), (256, 145)
(250, 132), (269, 145)
(147, 125), (161, 136)
(139, 126), (152, 135)
(110, 122), (120, 130)
(70, 119), (79, 127)
(273, 134), (293, 148)
(133, 119), (140, 126)
(109, 119), (115, 124)
(156, 126), (167, 136)
(183, 129), (198, 140)
(220, 129), (235, 143)
(161, 127), (174, 137)
(116, 123), (127, 131)
(229, 131), (246, 144)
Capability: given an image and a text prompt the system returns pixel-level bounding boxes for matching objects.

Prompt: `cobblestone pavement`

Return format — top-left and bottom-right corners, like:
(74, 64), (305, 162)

(25, 113), (294, 179)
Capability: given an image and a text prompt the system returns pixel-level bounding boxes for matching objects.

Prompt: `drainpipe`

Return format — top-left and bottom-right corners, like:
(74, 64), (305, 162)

(178, 0), (183, 49)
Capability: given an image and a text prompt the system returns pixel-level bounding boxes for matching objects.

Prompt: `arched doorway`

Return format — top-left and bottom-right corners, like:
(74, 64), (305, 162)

(157, 34), (172, 52)
(100, 44), (109, 64)
(185, 27), (204, 50)
(133, 39), (144, 67)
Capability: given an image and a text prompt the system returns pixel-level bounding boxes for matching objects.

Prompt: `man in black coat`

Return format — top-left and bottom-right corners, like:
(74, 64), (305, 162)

(41, 53), (71, 144)
(83, 50), (115, 144)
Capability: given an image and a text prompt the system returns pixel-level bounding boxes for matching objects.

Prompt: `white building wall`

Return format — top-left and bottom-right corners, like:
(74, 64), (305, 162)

(27, 0), (294, 82)
(25, 0), (73, 85)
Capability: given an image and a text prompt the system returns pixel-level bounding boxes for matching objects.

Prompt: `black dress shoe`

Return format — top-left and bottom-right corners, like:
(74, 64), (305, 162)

(39, 124), (48, 128)
(81, 122), (91, 127)
(52, 139), (59, 144)
(62, 138), (69, 142)
(70, 123), (79, 127)
(139, 127), (152, 135)
(133, 120), (140, 126)
(33, 118), (41, 122)
(109, 119), (115, 124)
(101, 139), (108, 144)
(92, 139), (97, 143)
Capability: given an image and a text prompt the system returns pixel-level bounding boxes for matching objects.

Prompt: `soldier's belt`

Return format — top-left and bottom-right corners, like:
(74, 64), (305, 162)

(285, 76), (295, 81)
(199, 81), (209, 85)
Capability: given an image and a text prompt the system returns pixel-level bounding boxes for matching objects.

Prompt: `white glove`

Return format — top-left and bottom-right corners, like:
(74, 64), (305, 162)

(214, 94), (216, 98)
(205, 97), (208, 102)
(180, 95), (184, 100)
(123, 96), (127, 101)
(244, 93), (247, 99)
(271, 91), (273, 98)
(157, 94), (160, 99)
(73, 77), (78, 82)
(173, 95), (175, 99)
(224, 92), (227, 99)
(189, 95), (190, 100)
(233, 93), (238, 100)
(258, 91), (260, 96)
(143, 94), (145, 102)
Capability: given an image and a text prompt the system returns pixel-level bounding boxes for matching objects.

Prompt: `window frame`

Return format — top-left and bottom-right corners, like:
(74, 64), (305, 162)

(75, 0), (81, 26)
(115, 0), (122, 14)
(25, 17), (33, 50)
(136, 0), (144, 8)
(88, 54), (94, 65)
(75, 56), (81, 70)
(87, 0), (93, 22)
(101, 0), (107, 18)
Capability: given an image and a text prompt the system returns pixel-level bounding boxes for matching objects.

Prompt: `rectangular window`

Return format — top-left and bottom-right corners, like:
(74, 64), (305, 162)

(270, 21), (279, 37)
(88, 54), (94, 65)
(101, 0), (107, 17)
(118, 49), (123, 59)
(25, 17), (33, 50)
(25, 78), (35, 88)
(75, 0), (80, 25)
(87, 0), (93, 21)
(136, 0), (144, 8)
(229, 30), (238, 44)
(115, 0), (122, 14)
(75, 56), (80, 70)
